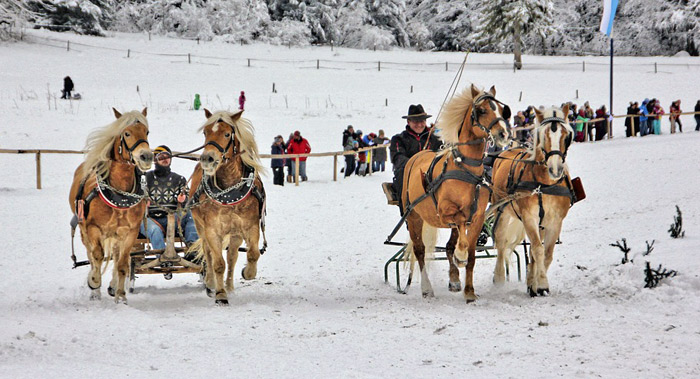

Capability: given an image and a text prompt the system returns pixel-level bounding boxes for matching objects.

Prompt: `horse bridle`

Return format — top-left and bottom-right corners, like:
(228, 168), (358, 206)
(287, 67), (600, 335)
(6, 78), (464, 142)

(118, 123), (149, 164)
(204, 118), (238, 161)
(539, 114), (570, 163)
(469, 93), (508, 137)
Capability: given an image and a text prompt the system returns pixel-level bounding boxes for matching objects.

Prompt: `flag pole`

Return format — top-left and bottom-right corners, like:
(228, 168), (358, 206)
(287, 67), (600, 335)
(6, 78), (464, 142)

(609, 36), (613, 139)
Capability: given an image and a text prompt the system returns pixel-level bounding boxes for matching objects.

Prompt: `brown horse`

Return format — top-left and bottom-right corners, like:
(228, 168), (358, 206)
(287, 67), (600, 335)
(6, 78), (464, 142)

(491, 106), (575, 297)
(188, 109), (266, 305)
(69, 108), (153, 303)
(402, 85), (510, 302)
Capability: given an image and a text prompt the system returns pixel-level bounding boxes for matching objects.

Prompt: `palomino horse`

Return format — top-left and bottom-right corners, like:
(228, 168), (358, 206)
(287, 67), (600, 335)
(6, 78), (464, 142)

(69, 108), (153, 303)
(402, 85), (510, 302)
(188, 109), (266, 305)
(491, 106), (575, 296)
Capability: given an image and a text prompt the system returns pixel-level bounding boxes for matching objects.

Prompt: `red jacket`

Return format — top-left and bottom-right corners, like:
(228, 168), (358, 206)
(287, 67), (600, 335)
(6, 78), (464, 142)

(286, 137), (311, 162)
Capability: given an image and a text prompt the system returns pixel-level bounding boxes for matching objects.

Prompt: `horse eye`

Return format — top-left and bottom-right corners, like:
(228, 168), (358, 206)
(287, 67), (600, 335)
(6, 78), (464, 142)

(225, 133), (231, 138)
(125, 132), (131, 137)
(146, 131), (150, 135)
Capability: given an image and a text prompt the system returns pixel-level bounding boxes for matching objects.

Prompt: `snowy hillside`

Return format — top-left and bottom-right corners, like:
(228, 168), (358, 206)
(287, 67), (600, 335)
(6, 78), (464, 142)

(0, 31), (699, 377)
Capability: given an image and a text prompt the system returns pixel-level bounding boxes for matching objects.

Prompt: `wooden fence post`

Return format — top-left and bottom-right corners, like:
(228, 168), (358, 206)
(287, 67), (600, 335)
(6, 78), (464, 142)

(295, 157), (300, 186)
(248, 58), (250, 67)
(445, 62), (448, 71)
(654, 62), (657, 74)
(35, 152), (42, 189)
(317, 59), (319, 69)
(582, 61), (585, 72)
(188, 53), (191, 64)
(333, 154), (338, 181)
(67, 41), (70, 51)
(378, 61), (381, 71)
(518, 91), (522, 102)
(127, 49), (130, 58)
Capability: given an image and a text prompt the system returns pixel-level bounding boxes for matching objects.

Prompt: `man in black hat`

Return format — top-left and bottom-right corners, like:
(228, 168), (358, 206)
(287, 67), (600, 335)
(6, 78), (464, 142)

(382, 104), (442, 210)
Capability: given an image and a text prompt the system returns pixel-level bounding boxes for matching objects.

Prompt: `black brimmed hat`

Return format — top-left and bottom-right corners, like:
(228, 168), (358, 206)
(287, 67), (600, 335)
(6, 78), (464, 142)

(402, 104), (432, 120)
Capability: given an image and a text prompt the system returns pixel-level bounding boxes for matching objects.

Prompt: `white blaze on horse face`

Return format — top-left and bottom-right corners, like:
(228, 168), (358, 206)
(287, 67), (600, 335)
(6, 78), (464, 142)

(491, 104), (510, 148)
(547, 126), (565, 180)
(212, 124), (219, 133)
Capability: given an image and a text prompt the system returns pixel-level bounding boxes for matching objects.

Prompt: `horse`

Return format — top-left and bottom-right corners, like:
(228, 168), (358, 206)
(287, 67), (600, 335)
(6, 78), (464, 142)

(490, 106), (575, 297)
(187, 109), (266, 305)
(401, 85), (510, 302)
(69, 108), (153, 303)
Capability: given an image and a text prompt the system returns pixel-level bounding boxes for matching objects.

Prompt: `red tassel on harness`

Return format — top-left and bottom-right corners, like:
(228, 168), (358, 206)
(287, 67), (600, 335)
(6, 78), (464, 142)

(77, 199), (85, 222)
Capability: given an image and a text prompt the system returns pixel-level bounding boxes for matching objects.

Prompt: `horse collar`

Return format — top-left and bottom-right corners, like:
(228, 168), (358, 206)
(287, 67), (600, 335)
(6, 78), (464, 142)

(96, 169), (147, 209)
(200, 164), (256, 206)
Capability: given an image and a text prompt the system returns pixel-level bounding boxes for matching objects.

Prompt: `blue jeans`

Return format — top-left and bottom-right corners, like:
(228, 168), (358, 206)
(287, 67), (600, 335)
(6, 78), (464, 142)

(140, 211), (198, 250)
(291, 161), (307, 180)
(639, 119), (648, 136)
(373, 161), (385, 172)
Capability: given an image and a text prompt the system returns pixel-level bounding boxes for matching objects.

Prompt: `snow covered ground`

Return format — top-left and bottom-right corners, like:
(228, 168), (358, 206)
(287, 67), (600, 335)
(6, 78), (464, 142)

(1, 30), (699, 377)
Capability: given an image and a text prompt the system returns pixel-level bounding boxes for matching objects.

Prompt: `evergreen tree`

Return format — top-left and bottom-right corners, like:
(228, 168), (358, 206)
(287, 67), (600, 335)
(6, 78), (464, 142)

(475, 0), (555, 69)
(366, 0), (409, 47)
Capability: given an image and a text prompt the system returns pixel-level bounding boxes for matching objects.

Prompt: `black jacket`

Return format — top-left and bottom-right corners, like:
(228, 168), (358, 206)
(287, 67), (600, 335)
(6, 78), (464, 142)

(389, 125), (442, 171)
(63, 77), (74, 92)
(342, 130), (358, 148)
(145, 166), (188, 218)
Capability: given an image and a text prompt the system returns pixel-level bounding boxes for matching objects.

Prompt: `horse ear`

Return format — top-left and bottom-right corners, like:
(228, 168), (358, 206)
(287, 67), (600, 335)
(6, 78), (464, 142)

(231, 109), (243, 121)
(534, 107), (544, 123)
(112, 108), (122, 119)
(204, 108), (212, 119)
(489, 85), (496, 96)
(470, 84), (480, 98)
(141, 107), (148, 117)
(562, 104), (570, 118)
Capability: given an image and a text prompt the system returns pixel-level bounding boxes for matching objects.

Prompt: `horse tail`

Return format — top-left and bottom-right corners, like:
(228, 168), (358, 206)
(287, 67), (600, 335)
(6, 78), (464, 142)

(187, 238), (205, 261)
(101, 238), (116, 275)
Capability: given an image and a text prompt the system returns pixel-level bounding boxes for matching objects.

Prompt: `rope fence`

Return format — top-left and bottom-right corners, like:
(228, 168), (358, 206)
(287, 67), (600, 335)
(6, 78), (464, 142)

(0, 145), (388, 189)
(9, 28), (700, 73)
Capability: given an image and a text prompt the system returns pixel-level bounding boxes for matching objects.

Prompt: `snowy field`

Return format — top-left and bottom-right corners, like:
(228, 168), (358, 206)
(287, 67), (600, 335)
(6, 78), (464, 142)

(1, 30), (700, 377)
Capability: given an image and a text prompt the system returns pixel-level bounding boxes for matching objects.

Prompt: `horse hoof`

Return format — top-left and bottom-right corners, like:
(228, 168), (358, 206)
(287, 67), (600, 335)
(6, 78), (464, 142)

(107, 286), (115, 297)
(422, 290), (434, 298)
(537, 288), (550, 296)
(89, 290), (101, 301)
(464, 293), (478, 303)
(448, 282), (461, 292)
(215, 299), (229, 306)
(527, 286), (537, 298)
(205, 287), (215, 298)
(241, 267), (253, 280)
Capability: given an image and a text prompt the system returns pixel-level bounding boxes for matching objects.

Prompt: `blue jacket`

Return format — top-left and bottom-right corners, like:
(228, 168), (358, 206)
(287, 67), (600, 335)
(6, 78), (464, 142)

(271, 143), (285, 167)
(640, 103), (649, 122)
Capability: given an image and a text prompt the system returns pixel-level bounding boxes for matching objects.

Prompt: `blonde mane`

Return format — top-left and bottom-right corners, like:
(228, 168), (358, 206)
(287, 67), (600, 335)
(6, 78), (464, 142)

(200, 111), (265, 176)
(436, 87), (477, 145)
(81, 110), (149, 180)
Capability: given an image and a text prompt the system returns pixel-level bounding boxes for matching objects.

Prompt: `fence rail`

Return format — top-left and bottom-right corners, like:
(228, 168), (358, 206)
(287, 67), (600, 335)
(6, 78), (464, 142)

(0, 145), (388, 189)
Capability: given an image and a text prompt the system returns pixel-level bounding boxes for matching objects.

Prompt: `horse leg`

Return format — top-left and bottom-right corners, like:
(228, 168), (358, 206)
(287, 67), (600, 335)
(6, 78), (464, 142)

(226, 235), (242, 292)
(445, 229), (461, 292)
(462, 222), (481, 303)
(493, 214), (524, 285)
(241, 225), (261, 281)
(521, 216), (545, 297)
(407, 215), (433, 298)
(84, 227), (104, 300)
(539, 221), (563, 296)
(113, 232), (138, 304)
(204, 233), (228, 305)
(201, 242), (216, 298)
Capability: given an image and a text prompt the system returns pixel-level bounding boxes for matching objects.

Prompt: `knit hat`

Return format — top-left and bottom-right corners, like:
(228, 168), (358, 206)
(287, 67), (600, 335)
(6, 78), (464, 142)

(154, 145), (172, 158)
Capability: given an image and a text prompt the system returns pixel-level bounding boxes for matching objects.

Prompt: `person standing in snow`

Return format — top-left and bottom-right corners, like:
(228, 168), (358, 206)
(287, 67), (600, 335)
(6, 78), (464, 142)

(286, 130), (311, 182)
(271, 135), (286, 186)
(695, 100), (700, 131)
(639, 98), (650, 136)
(61, 76), (74, 99)
(372, 129), (388, 172)
(238, 91), (246, 110)
(669, 100), (682, 133)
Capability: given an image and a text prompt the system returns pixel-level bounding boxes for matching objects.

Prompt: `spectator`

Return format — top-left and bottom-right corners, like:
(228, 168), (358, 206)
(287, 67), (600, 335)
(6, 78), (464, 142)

(653, 100), (664, 135)
(342, 125), (356, 148)
(384, 104), (442, 211)
(372, 129), (389, 172)
(695, 100), (700, 131)
(343, 134), (357, 178)
(514, 111), (529, 143)
(193, 93), (201, 110)
(639, 98), (650, 136)
(286, 130), (311, 181)
(594, 105), (608, 141)
(61, 76), (74, 99)
(669, 100), (682, 133)
(355, 130), (368, 176)
(285, 133), (294, 182)
(140, 145), (199, 273)
(625, 101), (639, 137)
(271, 135), (286, 186)
(575, 109), (588, 142)
(238, 91), (246, 110)
(584, 102), (595, 141)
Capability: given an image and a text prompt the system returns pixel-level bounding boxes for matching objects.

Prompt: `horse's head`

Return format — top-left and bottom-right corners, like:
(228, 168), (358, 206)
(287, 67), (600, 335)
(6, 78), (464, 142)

(112, 107), (153, 172)
(468, 85), (510, 148)
(199, 109), (242, 176)
(534, 105), (572, 180)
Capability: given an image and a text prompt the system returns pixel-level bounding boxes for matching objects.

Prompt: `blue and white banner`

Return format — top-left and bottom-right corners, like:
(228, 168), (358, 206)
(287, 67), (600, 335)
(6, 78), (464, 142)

(599, 0), (619, 36)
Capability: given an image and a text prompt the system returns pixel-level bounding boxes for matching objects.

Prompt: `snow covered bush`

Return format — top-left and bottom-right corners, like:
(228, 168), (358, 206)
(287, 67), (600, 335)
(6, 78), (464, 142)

(27, 0), (112, 36)
(262, 18), (311, 47)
